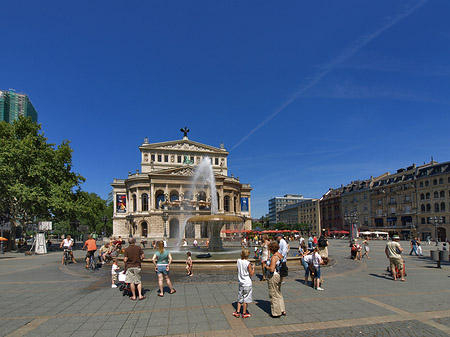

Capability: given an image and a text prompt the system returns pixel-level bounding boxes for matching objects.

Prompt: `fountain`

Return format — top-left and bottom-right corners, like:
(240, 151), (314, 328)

(177, 157), (245, 252)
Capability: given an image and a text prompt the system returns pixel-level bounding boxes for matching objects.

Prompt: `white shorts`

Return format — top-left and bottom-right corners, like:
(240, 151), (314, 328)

(237, 284), (253, 304)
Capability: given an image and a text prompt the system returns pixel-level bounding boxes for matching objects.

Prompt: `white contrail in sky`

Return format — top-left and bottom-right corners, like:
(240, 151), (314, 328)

(231, 0), (428, 151)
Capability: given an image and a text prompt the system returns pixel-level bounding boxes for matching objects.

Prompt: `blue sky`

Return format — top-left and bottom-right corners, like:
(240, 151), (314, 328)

(1, 0), (450, 218)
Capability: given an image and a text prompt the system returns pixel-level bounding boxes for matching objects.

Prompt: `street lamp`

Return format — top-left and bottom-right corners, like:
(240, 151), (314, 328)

(126, 215), (134, 238)
(162, 212), (169, 238)
(429, 216), (443, 246)
(344, 212), (358, 242)
(101, 216), (108, 237)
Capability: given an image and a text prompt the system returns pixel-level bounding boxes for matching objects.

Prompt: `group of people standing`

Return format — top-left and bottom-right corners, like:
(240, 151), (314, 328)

(234, 233), (328, 319)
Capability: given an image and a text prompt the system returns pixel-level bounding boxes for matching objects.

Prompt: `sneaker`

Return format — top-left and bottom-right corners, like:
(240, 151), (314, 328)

(316, 287), (324, 291)
(242, 313), (251, 318)
(232, 312), (240, 318)
(111, 284), (117, 288)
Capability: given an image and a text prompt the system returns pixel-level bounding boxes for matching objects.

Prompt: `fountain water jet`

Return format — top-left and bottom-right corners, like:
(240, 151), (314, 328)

(176, 157), (245, 251)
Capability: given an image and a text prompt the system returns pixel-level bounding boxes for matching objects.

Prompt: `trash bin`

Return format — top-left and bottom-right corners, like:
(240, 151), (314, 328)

(439, 250), (449, 262)
(431, 250), (440, 261)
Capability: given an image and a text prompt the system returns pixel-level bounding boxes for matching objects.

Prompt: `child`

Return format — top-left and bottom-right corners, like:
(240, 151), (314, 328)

(362, 240), (370, 259)
(233, 248), (254, 319)
(186, 251), (193, 276)
(111, 258), (120, 288)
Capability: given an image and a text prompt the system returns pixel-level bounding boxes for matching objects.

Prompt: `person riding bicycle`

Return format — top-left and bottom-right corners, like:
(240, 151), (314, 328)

(60, 235), (77, 264)
(83, 235), (97, 269)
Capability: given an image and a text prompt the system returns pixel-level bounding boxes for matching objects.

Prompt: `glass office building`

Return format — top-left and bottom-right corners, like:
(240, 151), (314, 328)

(0, 90), (37, 123)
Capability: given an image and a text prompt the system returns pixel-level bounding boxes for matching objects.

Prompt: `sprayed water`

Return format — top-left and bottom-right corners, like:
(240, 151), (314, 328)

(175, 157), (218, 248)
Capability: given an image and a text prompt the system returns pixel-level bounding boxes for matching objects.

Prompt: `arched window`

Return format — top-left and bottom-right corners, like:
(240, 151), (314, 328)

(224, 196), (230, 212)
(441, 202), (446, 211)
(420, 193), (425, 200)
(155, 190), (165, 209)
(426, 204), (431, 212)
(426, 192), (430, 200)
(170, 191), (179, 202)
(197, 191), (206, 201)
(435, 203), (440, 212)
(440, 191), (445, 198)
(141, 193), (148, 211)
(132, 194), (137, 212)
(433, 179), (438, 185)
(434, 191), (439, 199)
(421, 204), (425, 212)
(425, 181), (429, 187)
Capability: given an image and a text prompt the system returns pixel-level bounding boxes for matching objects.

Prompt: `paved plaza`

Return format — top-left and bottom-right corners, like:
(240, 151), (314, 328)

(1, 239), (450, 336)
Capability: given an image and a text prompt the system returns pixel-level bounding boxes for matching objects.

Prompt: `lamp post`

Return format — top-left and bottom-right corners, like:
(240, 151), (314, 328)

(162, 212), (169, 238)
(126, 215), (134, 238)
(429, 216), (443, 246)
(344, 212), (358, 242)
(101, 216), (108, 237)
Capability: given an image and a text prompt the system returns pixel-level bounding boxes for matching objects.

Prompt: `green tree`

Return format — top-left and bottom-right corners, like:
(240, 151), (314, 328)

(74, 191), (113, 235)
(0, 117), (85, 249)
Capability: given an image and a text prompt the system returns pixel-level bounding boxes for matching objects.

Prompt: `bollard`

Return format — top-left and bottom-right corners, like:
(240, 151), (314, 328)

(431, 250), (441, 268)
(439, 250), (449, 262)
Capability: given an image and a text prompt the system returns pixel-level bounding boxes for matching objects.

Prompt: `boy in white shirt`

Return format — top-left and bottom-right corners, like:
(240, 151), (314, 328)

(233, 248), (254, 318)
(111, 258), (120, 288)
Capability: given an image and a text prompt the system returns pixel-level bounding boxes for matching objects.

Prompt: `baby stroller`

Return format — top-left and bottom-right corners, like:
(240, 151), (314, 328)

(387, 262), (407, 278)
(118, 271), (132, 296)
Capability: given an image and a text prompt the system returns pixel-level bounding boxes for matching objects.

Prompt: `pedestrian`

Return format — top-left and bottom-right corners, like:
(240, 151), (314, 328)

(264, 241), (286, 318)
(186, 251), (193, 276)
(385, 235), (405, 282)
(124, 237), (146, 300)
(362, 240), (370, 259)
(111, 258), (120, 288)
(409, 237), (418, 256)
(300, 245), (312, 285)
(275, 233), (288, 282)
(152, 241), (176, 297)
(417, 238), (423, 256)
(233, 248), (254, 319)
(193, 239), (198, 247)
(318, 235), (329, 258)
(260, 235), (269, 281)
(312, 246), (324, 291)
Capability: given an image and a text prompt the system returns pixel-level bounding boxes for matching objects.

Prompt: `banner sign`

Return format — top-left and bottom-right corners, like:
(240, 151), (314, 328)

(241, 197), (249, 212)
(116, 194), (127, 213)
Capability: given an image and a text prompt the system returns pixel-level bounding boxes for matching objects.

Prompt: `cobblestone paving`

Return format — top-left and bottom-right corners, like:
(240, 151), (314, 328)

(1, 239), (450, 336)
(256, 320), (450, 337)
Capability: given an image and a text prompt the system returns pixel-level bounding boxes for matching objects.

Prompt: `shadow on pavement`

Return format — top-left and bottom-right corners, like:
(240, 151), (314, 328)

(255, 299), (271, 314)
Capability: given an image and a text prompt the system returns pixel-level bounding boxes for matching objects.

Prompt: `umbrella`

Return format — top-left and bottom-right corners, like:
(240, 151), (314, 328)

(0, 237), (8, 241)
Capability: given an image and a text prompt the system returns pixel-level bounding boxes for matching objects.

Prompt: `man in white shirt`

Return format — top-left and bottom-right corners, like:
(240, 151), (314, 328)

(60, 235), (77, 264)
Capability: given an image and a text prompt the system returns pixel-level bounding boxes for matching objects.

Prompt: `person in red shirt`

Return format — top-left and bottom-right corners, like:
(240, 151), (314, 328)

(83, 235), (97, 269)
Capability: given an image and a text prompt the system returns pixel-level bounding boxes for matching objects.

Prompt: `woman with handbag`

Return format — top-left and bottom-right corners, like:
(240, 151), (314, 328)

(264, 241), (286, 318)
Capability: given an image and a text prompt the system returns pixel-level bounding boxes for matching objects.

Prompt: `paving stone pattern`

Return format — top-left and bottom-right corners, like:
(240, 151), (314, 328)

(1, 239), (450, 336)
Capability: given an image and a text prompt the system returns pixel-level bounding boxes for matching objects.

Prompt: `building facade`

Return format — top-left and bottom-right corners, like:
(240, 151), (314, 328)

(369, 164), (420, 239)
(416, 161), (450, 241)
(268, 194), (311, 225)
(279, 199), (321, 235)
(0, 90), (37, 123)
(320, 187), (345, 232)
(111, 131), (252, 239)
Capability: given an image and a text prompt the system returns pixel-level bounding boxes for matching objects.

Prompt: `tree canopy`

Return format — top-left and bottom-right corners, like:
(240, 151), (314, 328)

(0, 117), (85, 245)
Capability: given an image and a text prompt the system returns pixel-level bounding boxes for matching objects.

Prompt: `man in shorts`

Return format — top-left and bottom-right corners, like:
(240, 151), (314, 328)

(83, 235), (97, 269)
(60, 234), (77, 264)
(385, 235), (405, 281)
(124, 237), (145, 300)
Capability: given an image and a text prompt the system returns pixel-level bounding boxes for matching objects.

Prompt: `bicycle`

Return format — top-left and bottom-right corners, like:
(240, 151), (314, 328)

(89, 254), (97, 270)
(63, 249), (71, 265)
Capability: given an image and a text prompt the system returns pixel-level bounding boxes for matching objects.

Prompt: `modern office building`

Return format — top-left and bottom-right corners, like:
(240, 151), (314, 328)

(0, 90), (38, 123)
(278, 199), (321, 235)
(268, 194), (311, 225)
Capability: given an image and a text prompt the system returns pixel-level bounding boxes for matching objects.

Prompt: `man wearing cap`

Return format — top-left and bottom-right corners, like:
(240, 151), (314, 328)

(385, 235), (405, 281)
